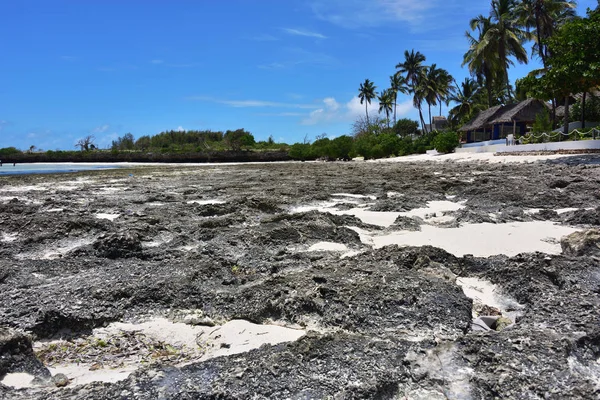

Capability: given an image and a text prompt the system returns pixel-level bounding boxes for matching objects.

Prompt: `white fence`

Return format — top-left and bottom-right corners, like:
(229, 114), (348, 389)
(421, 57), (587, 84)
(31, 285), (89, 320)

(456, 128), (600, 154)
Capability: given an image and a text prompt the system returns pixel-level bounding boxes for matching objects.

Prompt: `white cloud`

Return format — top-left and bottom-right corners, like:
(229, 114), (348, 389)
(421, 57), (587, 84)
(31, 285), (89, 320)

(310, 0), (439, 28)
(92, 124), (110, 133)
(186, 96), (320, 110)
(176, 126), (185, 132)
(282, 28), (327, 39)
(301, 96), (414, 125)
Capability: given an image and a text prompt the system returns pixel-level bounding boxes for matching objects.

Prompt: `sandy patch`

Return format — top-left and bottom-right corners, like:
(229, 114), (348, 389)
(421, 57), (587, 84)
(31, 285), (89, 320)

(25, 317), (305, 388)
(95, 213), (120, 221)
(307, 242), (349, 252)
(355, 221), (577, 257)
(186, 199), (226, 205)
(1, 232), (18, 242)
(400, 200), (466, 220)
(374, 152), (579, 164)
(456, 277), (524, 321)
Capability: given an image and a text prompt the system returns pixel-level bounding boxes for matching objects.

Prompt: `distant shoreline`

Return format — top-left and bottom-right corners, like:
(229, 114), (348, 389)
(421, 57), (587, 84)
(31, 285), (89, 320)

(0, 150), (290, 165)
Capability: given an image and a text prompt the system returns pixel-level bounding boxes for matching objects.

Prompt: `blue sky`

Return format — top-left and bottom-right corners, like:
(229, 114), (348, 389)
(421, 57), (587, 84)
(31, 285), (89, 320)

(0, 0), (596, 150)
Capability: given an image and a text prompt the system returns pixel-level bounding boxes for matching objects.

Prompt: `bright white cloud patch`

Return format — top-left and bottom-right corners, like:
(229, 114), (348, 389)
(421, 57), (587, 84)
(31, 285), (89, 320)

(283, 28), (327, 39)
(311, 0), (439, 28)
(301, 96), (414, 125)
(187, 96), (319, 110)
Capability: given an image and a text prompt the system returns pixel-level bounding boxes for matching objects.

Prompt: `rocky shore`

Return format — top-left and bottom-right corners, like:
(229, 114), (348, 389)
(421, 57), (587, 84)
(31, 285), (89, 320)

(1, 155), (599, 399)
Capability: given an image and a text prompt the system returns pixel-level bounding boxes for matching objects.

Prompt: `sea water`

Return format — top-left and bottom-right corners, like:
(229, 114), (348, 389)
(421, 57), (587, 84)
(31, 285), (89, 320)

(0, 163), (119, 176)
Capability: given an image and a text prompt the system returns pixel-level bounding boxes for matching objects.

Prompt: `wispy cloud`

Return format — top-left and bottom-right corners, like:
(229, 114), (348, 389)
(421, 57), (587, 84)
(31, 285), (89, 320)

(60, 55), (77, 61)
(151, 59), (164, 64)
(186, 96), (320, 110)
(0, 120), (9, 131)
(301, 96), (414, 125)
(282, 28), (327, 39)
(256, 112), (305, 117)
(310, 0), (440, 29)
(92, 124), (110, 134)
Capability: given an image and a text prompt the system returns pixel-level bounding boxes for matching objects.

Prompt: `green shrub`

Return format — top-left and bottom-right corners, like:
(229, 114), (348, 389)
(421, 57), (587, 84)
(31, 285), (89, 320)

(433, 131), (459, 153)
(532, 109), (552, 134)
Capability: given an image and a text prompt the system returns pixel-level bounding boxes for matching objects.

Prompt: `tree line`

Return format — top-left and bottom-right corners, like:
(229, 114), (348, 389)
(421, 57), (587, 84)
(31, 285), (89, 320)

(356, 0), (599, 139)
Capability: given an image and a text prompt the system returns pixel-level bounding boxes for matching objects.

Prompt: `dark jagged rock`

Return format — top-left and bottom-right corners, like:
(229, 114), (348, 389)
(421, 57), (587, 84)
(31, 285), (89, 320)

(0, 327), (49, 379)
(1, 158), (599, 398)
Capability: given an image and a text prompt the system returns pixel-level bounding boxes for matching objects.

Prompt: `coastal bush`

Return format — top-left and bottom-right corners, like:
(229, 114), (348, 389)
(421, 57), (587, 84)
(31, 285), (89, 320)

(0, 147), (22, 157)
(289, 143), (314, 160)
(433, 131), (460, 153)
(329, 135), (354, 160)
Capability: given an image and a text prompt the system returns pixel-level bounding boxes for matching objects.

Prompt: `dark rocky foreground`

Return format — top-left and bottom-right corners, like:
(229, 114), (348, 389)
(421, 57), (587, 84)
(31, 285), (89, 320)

(1, 156), (600, 399)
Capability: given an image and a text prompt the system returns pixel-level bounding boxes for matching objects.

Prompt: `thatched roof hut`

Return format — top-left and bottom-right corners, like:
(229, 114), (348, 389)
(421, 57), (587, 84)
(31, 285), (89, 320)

(458, 105), (502, 132)
(488, 98), (549, 125)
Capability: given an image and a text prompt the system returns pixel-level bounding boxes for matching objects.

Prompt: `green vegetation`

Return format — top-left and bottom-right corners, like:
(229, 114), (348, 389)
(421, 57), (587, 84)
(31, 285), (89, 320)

(433, 131), (461, 154)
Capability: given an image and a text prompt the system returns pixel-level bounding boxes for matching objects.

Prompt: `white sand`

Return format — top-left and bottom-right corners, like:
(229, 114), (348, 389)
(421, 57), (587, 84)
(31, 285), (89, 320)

(331, 193), (376, 200)
(11, 317), (306, 389)
(373, 152), (579, 164)
(1, 232), (18, 242)
(355, 221), (577, 257)
(50, 365), (138, 386)
(95, 213), (120, 221)
(186, 199), (226, 205)
(0, 372), (36, 389)
(307, 242), (349, 252)
(400, 200), (466, 220)
(456, 277), (523, 312)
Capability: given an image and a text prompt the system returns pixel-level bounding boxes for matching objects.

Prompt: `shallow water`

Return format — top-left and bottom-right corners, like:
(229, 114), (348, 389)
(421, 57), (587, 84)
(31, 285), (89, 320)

(0, 163), (119, 176)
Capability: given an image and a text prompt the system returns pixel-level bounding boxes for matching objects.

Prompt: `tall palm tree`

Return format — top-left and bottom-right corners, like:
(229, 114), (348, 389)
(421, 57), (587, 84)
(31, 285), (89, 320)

(358, 79), (377, 125)
(396, 50), (428, 132)
(422, 65), (455, 129)
(423, 65), (439, 130)
(463, 15), (500, 107)
(515, 0), (576, 67)
(489, 0), (530, 96)
(435, 68), (454, 116)
(378, 89), (395, 128)
(389, 74), (409, 125)
(464, 1), (530, 101)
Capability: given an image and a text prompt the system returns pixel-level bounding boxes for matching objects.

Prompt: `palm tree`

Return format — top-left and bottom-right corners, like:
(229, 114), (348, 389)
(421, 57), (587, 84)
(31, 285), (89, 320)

(515, 0), (576, 67)
(464, 15), (500, 107)
(423, 66), (439, 130)
(464, 1), (530, 101)
(448, 78), (486, 127)
(358, 79), (377, 125)
(378, 89), (395, 128)
(389, 74), (409, 125)
(396, 50), (428, 132)
(489, 0), (530, 96)
(435, 68), (454, 116)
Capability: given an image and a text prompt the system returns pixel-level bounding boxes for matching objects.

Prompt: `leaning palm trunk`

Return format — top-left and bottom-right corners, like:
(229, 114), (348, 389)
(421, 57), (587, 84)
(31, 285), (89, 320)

(581, 92), (587, 130)
(563, 96), (570, 137)
(428, 103), (433, 131)
(394, 94), (397, 125)
(419, 107), (428, 134)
